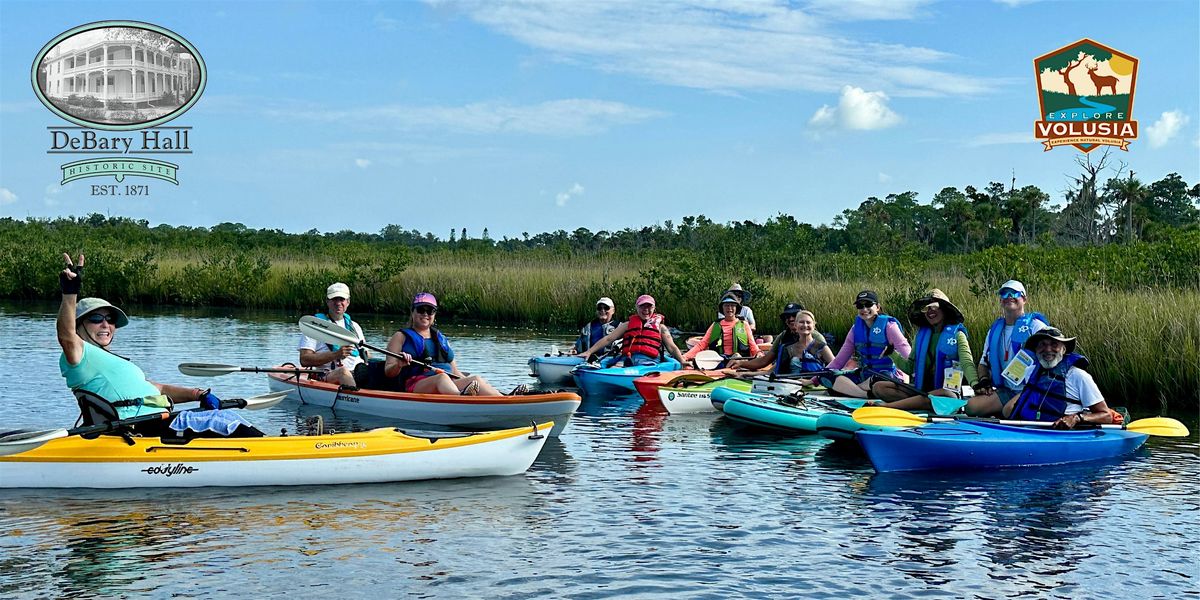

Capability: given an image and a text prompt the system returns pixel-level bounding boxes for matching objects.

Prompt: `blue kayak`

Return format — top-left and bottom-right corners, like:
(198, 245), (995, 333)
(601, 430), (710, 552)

(712, 387), (828, 434)
(856, 420), (1149, 472)
(527, 355), (585, 387)
(572, 359), (681, 397)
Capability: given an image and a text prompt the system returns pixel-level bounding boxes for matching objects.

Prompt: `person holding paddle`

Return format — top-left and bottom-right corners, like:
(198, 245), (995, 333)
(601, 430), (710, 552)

(870, 289), (976, 411)
(725, 303), (832, 376)
(823, 290), (911, 398)
(297, 282), (367, 388)
(381, 292), (514, 396)
(55, 253), (263, 438)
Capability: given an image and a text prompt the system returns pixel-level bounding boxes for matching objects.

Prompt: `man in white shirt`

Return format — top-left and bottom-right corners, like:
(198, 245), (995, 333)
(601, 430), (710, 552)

(1002, 327), (1113, 428)
(298, 282), (367, 387)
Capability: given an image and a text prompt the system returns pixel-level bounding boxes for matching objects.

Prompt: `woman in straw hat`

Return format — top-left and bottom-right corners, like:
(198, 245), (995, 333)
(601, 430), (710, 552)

(871, 289), (977, 411)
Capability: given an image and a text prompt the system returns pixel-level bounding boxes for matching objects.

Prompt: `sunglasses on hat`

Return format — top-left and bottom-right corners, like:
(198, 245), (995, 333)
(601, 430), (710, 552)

(86, 313), (117, 324)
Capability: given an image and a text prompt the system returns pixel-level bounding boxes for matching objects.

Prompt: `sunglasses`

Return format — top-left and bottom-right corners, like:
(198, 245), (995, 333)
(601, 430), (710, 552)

(414, 306), (437, 315)
(922, 305), (941, 313)
(85, 313), (117, 324)
(596, 305), (612, 310)
(855, 301), (876, 310)
(998, 290), (1024, 300)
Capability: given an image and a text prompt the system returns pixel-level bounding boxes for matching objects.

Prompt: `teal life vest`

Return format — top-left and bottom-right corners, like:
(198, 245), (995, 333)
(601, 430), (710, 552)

(985, 312), (1048, 389)
(315, 312), (360, 358)
(911, 323), (966, 392)
(852, 314), (899, 376)
(1009, 353), (1088, 421)
(707, 319), (751, 358)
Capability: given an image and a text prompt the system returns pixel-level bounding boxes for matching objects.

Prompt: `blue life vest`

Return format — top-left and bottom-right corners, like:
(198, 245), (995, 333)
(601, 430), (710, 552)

(773, 331), (824, 375)
(400, 328), (455, 380)
(852, 315), (900, 376)
(315, 312), (360, 358)
(911, 323), (966, 392)
(1009, 353), (1088, 421)
(985, 312), (1048, 389)
(576, 319), (619, 353)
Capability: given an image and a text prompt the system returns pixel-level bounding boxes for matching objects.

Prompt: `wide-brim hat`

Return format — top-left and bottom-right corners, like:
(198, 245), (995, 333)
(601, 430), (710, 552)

(725, 283), (751, 305)
(75, 297), (130, 328)
(1024, 327), (1077, 354)
(717, 294), (742, 311)
(908, 288), (964, 327)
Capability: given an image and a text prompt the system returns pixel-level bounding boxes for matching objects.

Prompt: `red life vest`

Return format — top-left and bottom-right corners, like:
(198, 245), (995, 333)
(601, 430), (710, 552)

(622, 313), (664, 358)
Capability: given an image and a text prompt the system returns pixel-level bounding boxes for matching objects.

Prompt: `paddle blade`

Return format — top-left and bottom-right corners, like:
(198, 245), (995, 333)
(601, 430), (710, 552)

(930, 395), (967, 416)
(178, 362), (241, 377)
(299, 315), (361, 346)
(0, 429), (69, 456)
(239, 391), (289, 410)
(694, 350), (723, 370)
(1126, 417), (1190, 437)
(851, 406), (930, 427)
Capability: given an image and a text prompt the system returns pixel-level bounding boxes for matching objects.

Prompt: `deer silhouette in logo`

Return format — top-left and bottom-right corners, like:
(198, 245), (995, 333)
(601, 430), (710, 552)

(1087, 64), (1119, 95)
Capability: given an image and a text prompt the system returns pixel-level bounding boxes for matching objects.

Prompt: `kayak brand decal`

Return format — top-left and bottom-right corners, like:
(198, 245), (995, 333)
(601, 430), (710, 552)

(314, 441), (367, 450)
(32, 20), (205, 190)
(142, 463), (198, 477)
(1033, 38), (1138, 153)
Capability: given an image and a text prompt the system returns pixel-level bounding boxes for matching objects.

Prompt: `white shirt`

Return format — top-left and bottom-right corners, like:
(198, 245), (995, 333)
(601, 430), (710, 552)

(1061, 368), (1106, 415)
(298, 318), (365, 370)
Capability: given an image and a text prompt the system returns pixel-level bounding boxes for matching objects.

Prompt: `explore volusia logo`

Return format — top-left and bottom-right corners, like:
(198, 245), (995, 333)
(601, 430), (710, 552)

(1034, 39), (1138, 153)
(31, 20), (206, 192)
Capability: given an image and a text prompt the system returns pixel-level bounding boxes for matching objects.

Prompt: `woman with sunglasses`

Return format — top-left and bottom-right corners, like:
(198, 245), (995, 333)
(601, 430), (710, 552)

(870, 289), (977, 410)
(966, 280), (1050, 417)
(383, 292), (518, 396)
(725, 303), (832, 376)
(55, 254), (263, 438)
(683, 294), (762, 368)
(823, 290), (911, 398)
(573, 297), (621, 355)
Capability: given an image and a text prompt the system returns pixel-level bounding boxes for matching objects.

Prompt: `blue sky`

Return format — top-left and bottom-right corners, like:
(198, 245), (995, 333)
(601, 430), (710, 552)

(1, 0), (1197, 240)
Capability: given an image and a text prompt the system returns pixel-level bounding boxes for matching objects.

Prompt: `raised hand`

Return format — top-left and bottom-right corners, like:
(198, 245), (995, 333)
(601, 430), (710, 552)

(60, 253), (84, 295)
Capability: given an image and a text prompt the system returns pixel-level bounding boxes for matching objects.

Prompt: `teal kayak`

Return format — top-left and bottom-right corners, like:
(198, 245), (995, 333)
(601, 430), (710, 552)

(712, 387), (828, 434)
(856, 420), (1149, 472)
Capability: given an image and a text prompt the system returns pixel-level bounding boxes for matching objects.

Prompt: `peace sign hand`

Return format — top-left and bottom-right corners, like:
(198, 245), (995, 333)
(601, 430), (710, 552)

(60, 253), (84, 295)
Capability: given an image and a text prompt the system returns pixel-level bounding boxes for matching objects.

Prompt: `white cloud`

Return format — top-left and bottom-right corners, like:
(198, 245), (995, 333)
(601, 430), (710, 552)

(967, 131), (1033, 147)
(555, 182), (585, 207)
(809, 85), (901, 131)
(429, 0), (993, 97)
(0, 187), (16, 206)
(355, 158), (372, 169)
(1146, 110), (1190, 149)
(994, 0), (1042, 6)
(375, 13), (401, 31)
(265, 99), (666, 136)
(878, 172), (892, 183)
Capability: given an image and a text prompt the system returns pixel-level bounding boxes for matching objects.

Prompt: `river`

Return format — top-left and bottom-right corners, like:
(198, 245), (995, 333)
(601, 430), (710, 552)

(0, 302), (1196, 598)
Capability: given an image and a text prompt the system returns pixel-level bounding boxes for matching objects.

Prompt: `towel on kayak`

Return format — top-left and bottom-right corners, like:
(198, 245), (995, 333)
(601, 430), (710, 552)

(169, 409), (254, 436)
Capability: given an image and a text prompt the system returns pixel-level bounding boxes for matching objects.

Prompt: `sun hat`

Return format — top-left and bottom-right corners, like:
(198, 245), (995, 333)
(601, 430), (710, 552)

(725, 283), (752, 305)
(998, 280), (1027, 296)
(908, 288), (964, 327)
(75, 297), (129, 328)
(326, 282), (350, 299)
(717, 294), (742, 310)
(596, 297), (614, 309)
(412, 292), (438, 308)
(1024, 327), (1076, 354)
(855, 290), (879, 305)
(635, 294), (655, 307)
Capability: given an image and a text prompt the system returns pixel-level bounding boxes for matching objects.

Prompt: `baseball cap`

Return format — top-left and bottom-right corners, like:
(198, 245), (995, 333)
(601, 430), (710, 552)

(596, 297), (614, 309)
(780, 302), (805, 317)
(635, 294), (655, 307)
(413, 292), (438, 308)
(998, 280), (1027, 296)
(855, 290), (879, 305)
(326, 282), (350, 299)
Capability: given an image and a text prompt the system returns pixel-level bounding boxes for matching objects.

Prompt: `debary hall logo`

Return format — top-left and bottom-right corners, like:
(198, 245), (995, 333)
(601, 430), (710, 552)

(31, 21), (206, 193)
(1034, 38), (1138, 153)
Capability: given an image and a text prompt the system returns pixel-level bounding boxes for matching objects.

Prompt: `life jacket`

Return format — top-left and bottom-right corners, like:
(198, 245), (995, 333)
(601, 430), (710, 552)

(852, 314), (900, 375)
(773, 331), (824, 375)
(911, 323), (966, 391)
(706, 318), (751, 358)
(985, 312), (1049, 389)
(1009, 353), (1088, 421)
(576, 318), (619, 353)
(399, 327), (455, 380)
(315, 312), (360, 358)
(622, 313), (664, 359)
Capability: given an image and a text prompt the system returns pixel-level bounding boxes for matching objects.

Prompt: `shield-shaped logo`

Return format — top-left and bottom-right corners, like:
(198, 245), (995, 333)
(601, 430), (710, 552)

(1033, 38), (1138, 152)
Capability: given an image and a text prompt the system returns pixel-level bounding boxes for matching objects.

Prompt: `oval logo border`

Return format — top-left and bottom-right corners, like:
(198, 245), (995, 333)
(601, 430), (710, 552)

(30, 20), (207, 131)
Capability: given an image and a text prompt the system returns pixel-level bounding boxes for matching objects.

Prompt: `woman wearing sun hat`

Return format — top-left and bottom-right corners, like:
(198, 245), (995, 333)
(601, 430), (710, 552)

(824, 290), (911, 398)
(871, 289), (977, 411)
(55, 253), (263, 438)
(578, 294), (686, 367)
(683, 293), (762, 367)
(382, 292), (518, 396)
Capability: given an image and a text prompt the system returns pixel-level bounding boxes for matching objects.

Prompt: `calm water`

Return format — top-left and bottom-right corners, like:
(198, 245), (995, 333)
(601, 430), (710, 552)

(1, 302), (1197, 598)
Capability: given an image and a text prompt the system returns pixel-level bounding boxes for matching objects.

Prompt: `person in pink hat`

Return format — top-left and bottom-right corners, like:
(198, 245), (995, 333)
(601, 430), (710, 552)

(578, 294), (686, 367)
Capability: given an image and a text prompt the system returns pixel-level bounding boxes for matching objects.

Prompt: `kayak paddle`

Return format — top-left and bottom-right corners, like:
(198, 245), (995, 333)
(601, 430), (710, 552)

(298, 315), (463, 380)
(0, 391), (289, 456)
(850, 406), (1191, 436)
(178, 363), (323, 377)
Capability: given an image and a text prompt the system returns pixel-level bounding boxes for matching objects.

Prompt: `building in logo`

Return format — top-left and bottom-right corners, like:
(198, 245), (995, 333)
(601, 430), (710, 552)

(32, 21), (206, 130)
(1033, 39), (1138, 153)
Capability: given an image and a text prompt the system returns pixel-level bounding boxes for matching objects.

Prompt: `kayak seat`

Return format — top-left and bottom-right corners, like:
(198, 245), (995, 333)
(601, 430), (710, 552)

(73, 389), (120, 429)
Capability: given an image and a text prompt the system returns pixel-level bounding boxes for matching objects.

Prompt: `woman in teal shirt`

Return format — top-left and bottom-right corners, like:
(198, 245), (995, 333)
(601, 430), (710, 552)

(57, 253), (262, 438)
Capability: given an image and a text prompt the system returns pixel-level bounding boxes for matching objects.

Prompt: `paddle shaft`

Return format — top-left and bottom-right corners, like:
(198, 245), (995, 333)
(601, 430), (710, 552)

(298, 316), (463, 380)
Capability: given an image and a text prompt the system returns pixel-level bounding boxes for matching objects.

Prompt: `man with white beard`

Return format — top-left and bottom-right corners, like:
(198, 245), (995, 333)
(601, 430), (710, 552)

(1001, 327), (1114, 429)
